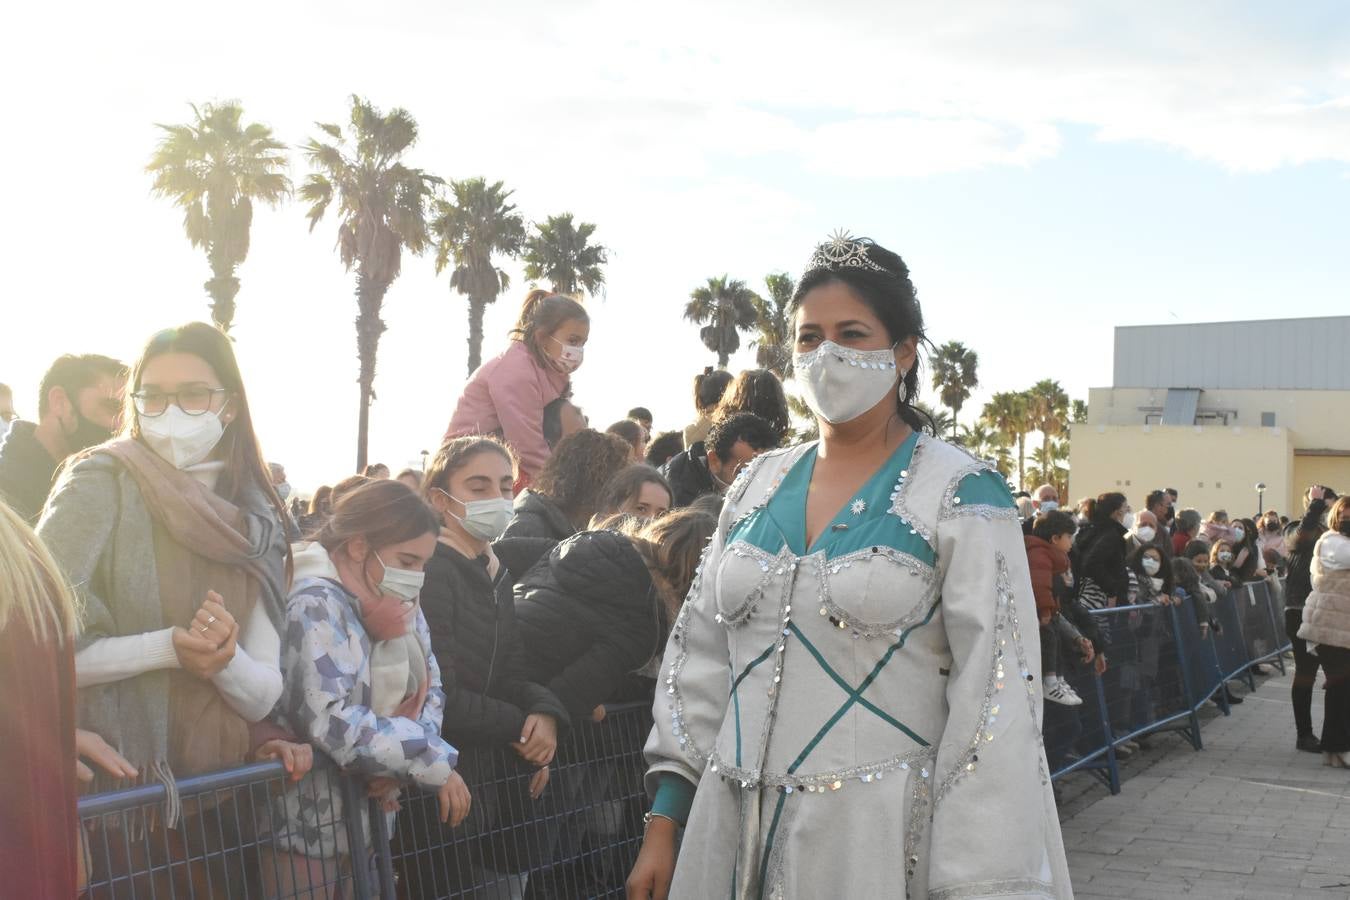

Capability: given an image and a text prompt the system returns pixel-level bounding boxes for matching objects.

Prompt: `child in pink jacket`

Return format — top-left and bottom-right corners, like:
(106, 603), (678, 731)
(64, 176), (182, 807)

(446, 290), (590, 489)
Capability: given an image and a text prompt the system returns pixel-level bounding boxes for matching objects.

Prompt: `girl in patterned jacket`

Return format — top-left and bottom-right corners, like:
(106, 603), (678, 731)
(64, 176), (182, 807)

(262, 479), (471, 896)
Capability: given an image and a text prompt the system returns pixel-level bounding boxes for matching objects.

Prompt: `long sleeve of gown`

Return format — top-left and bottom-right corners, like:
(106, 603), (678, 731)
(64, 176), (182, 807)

(643, 509), (733, 799)
(926, 469), (1068, 899)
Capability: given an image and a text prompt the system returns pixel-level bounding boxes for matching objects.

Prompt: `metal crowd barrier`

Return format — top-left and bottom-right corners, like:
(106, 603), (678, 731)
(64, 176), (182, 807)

(1044, 577), (1291, 795)
(78, 702), (652, 899)
(75, 581), (1290, 897)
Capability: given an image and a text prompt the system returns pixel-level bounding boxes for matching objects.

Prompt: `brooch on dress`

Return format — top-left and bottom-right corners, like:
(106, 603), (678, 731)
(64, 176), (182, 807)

(850, 498), (866, 516)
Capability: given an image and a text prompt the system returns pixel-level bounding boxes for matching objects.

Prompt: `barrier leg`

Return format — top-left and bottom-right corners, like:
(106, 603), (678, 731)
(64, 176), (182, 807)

(1228, 589), (1257, 691)
(1169, 604), (1204, 751)
(370, 798), (398, 900)
(1265, 589), (1289, 675)
(1092, 670), (1122, 795)
(342, 775), (375, 900)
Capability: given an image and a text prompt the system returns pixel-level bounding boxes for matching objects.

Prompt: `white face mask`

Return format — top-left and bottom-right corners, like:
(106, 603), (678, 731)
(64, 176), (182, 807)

(1039, 500), (1059, 513)
(1121, 511), (1135, 531)
(1141, 556), (1161, 575)
(375, 552), (425, 602)
(276, 482), (292, 501)
(793, 341), (901, 425)
(549, 336), (584, 373)
(1135, 525), (1157, 543)
(1218, 551), (1234, 564)
(139, 406), (225, 469)
(1232, 526), (1245, 540)
(438, 489), (514, 542)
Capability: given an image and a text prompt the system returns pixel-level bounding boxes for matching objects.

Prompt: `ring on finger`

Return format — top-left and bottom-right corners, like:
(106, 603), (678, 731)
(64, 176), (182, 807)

(206, 615), (217, 625)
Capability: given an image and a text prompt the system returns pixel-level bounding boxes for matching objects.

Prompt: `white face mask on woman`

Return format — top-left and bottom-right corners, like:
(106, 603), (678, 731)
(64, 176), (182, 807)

(139, 406), (225, 469)
(1232, 526), (1245, 541)
(1141, 556), (1161, 575)
(437, 489), (513, 542)
(794, 341), (902, 425)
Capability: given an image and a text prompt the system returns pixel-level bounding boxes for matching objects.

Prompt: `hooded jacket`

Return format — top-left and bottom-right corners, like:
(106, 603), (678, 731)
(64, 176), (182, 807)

(1298, 532), (1350, 650)
(1024, 535), (1069, 619)
(513, 530), (661, 719)
(0, 420), (59, 523)
(420, 537), (570, 748)
(501, 489), (576, 543)
(661, 441), (719, 509)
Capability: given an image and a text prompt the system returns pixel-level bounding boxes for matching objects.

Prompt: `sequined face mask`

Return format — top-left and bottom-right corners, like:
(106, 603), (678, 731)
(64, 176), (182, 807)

(793, 341), (902, 425)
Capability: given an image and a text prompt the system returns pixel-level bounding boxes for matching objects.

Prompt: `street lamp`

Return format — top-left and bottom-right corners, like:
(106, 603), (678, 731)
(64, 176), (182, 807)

(1255, 482), (1266, 515)
(420, 449), (429, 472)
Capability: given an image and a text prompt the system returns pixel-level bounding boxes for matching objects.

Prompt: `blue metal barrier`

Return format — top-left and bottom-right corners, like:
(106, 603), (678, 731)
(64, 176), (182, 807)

(1046, 577), (1291, 795)
(76, 581), (1289, 896)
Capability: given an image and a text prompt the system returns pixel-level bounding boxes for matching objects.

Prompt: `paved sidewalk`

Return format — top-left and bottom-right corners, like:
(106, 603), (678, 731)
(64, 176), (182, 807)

(1057, 666), (1350, 899)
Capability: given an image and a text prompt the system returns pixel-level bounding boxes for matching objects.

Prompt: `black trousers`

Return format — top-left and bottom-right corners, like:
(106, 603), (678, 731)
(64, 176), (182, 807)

(1316, 643), (1350, 754)
(1286, 607), (1322, 738)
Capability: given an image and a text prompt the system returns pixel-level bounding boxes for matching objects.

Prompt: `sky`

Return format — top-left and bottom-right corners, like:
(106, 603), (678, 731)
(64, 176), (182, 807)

(3, 1), (1349, 490)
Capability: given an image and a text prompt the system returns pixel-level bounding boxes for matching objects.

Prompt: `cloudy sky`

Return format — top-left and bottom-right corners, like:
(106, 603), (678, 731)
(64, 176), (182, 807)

(4, 1), (1348, 488)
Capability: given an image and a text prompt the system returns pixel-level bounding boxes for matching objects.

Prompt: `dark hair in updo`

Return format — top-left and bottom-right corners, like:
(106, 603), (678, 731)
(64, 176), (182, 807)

(790, 239), (934, 434)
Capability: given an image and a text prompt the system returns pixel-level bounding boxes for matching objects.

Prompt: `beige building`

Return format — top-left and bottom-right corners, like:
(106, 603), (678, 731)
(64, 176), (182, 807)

(1068, 316), (1350, 519)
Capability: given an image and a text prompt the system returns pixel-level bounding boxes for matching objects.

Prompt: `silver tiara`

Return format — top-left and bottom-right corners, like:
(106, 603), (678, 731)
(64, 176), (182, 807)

(802, 229), (889, 277)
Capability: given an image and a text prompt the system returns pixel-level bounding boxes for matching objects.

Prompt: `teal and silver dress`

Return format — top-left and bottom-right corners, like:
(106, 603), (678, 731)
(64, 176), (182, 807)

(644, 432), (1072, 899)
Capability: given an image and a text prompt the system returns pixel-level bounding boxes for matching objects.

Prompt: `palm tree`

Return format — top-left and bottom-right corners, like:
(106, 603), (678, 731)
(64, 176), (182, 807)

(684, 276), (760, 369)
(1026, 379), (1070, 483)
(1030, 439), (1070, 500)
(929, 341), (980, 440)
(430, 178), (526, 374)
(914, 401), (956, 439)
(982, 391), (1032, 489)
(300, 95), (442, 472)
(147, 101), (290, 331)
(751, 272), (794, 379)
(1071, 399), (1089, 423)
(786, 393), (819, 443)
(522, 214), (608, 297)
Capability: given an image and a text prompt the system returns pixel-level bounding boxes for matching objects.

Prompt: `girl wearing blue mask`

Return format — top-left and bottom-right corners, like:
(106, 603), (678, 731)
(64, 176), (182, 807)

(629, 234), (1070, 900)
(264, 478), (469, 897)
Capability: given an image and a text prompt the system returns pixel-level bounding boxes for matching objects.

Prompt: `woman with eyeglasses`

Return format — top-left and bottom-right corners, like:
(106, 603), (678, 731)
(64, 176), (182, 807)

(38, 323), (311, 895)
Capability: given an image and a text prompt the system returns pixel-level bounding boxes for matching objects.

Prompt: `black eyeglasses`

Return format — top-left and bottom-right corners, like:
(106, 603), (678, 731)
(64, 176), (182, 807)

(132, 387), (229, 418)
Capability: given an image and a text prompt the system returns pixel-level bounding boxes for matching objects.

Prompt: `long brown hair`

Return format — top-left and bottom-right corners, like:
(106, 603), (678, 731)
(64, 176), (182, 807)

(533, 429), (631, 527)
(1329, 496), (1350, 537)
(423, 436), (515, 500)
(315, 480), (439, 564)
(712, 368), (790, 442)
(123, 323), (286, 524)
(634, 507), (717, 619)
(0, 501), (79, 645)
(510, 288), (588, 369)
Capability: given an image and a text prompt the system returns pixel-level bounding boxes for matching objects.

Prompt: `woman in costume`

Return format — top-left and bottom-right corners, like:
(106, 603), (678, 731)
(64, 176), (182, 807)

(627, 233), (1071, 899)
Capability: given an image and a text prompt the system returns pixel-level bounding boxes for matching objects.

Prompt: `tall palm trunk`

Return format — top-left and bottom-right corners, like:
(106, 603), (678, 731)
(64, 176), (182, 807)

(1016, 433), (1027, 488)
(354, 269), (390, 473)
(205, 247), (241, 331)
(467, 294), (487, 375)
(717, 350), (730, 369)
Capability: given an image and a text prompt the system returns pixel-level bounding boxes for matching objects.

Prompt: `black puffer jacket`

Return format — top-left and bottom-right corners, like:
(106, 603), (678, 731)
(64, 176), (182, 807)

(513, 530), (661, 720)
(661, 441), (718, 508)
(1072, 519), (1130, 604)
(421, 537), (570, 749)
(502, 489), (577, 542)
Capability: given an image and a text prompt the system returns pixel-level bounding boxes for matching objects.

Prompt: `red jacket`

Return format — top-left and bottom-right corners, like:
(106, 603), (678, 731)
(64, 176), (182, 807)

(1024, 534), (1070, 619)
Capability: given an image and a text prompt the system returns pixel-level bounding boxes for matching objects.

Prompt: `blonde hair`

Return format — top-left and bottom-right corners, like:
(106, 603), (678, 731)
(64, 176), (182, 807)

(1209, 539), (1233, 566)
(0, 501), (79, 645)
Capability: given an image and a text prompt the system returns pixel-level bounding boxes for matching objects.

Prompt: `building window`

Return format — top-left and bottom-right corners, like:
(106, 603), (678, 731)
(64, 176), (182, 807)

(1261, 412), (1276, 427)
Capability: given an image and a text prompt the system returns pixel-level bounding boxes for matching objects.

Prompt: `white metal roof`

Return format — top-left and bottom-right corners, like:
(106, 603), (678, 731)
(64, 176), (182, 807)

(1112, 316), (1350, 390)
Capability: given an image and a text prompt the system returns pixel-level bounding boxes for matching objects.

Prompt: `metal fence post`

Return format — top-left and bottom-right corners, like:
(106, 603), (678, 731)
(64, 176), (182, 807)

(369, 797), (398, 900)
(1168, 603), (1204, 751)
(341, 773), (375, 900)
(1263, 581), (1289, 674)
(1091, 668), (1122, 795)
(1227, 586), (1257, 691)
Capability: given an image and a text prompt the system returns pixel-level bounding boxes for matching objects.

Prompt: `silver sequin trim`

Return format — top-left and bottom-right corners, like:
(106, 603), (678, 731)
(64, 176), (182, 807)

(889, 434), (936, 551)
(793, 341), (898, 371)
(665, 537), (717, 765)
(933, 552), (1013, 805)
(707, 745), (936, 792)
(937, 460), (1018, 524)
(717, 543), (793, 627)
(1002, 553), (1050, 786)
(761, 792), (799, 899)
(928, 877), (1056, 900)
(818, 548), (937, 638)
(904, 761), (932, 895)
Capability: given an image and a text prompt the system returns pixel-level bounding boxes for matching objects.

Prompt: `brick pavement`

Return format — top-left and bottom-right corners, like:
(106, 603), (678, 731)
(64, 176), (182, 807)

(1056, 666), (1350, 899)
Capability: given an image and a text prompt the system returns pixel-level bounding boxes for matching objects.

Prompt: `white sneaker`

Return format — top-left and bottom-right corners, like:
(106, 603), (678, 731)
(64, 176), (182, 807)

(1045, 677), (1083, 706)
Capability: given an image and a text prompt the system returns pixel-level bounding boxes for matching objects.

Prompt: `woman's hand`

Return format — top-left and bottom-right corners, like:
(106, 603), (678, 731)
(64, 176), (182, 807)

(1094, 653), (1108, 676)
(1078, 638), (1095, 664)
(255, 740), (313, 783)
(75, 729), (138, 783)
(627, 816), (678, 900)
(529, 765), (551, 800)
(172, 623), (237, 679)
(592, 705), (607, 723)
(516, 713), (558, 767)
(438, 771), (472, 827)
(190, 593), (237, 649)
